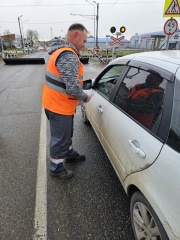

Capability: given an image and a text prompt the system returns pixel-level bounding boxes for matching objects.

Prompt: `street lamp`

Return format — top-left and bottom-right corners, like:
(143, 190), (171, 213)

(85, 0), (96, 47)
(18, 15), (24, 49)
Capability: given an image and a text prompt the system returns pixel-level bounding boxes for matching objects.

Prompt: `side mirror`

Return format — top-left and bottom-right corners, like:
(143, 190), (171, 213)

(83, 79), (92, 90)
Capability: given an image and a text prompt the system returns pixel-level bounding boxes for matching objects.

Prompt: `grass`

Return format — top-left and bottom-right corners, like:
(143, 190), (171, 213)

(82, 49), (151, 58)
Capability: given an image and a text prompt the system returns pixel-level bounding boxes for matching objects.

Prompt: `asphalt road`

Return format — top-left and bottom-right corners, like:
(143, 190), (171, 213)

(0, 51), (134, 240)
(0, 51), (47, 240)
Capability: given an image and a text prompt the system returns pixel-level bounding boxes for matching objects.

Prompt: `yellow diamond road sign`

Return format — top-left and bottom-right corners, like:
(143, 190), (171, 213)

(163, 0), (180, 17)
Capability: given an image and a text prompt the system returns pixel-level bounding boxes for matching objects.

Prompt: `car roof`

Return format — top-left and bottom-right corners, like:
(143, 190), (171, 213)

(111, 50), (180, 74)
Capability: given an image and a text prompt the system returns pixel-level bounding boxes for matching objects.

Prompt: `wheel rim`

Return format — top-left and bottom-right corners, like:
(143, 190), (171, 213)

(133, 202), (161, 240)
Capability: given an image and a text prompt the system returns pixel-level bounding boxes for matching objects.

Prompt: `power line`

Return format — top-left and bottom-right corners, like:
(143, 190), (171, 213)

(0, 19), (91, 25)
(113, 1), (163, 3)
(0, 1), (164, 7)
(0, 4), (88, 7)
(95, 0), (164, 3)
(0, 21), (19, 23)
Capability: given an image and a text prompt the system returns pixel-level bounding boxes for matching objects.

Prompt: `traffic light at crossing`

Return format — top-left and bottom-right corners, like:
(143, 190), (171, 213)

(110, 26), (126, 34)
(120, 26), (126, 33)
(110, 26), (116, 34)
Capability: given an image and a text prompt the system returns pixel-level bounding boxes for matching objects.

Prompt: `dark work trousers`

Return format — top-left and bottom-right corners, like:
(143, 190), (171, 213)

(45, 109), (75, 159)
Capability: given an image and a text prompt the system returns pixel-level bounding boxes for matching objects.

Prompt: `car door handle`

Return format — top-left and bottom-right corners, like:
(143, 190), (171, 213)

(97, 105), (103, 113)
(128, 140), (146, 159)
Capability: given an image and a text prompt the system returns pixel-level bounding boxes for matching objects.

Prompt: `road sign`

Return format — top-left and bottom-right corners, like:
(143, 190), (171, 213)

(110, 36), (124, 46)
(164, 18), (178, 35)
(163, 0), (180, 17)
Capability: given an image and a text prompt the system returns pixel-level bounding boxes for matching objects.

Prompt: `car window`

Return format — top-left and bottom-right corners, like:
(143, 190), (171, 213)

(167, 77), (180, 153)
(96, 65), (126, 99)
(113, 67), (168, 132)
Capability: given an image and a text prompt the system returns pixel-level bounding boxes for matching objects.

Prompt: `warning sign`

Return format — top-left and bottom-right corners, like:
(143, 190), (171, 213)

(163, 0), (180, 17)
(110, 36), (124, 46)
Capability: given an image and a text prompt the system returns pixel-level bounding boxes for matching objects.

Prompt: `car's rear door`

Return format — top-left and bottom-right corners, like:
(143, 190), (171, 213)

(98, 61), (174, 181)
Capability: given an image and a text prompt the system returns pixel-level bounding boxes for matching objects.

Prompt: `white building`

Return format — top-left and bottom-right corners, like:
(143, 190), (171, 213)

(130, 30), (180, 50)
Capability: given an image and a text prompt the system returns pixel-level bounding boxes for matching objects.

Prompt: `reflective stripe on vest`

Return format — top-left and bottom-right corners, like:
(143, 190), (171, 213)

(45, 71), (66, 94)
(45, 69), (84, 93)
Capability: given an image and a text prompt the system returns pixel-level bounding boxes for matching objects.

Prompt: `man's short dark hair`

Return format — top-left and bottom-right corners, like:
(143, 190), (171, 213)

(147, 70), (163, 85)
(68, 23), (88, 33)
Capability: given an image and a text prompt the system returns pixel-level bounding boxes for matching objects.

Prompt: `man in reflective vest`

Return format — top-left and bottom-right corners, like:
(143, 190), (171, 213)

(121, 71), (164, 128)
(42, 23), (91, 178)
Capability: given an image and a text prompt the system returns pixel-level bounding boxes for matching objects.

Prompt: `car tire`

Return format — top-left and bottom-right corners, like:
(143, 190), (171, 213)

(81, 104), (89, 124)
(130, 191), (169, 240)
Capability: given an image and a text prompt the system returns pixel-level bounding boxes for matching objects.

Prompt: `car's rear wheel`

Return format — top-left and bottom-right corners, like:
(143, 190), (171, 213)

(81, 104), (89, 124)
(130, 191), (169, 240)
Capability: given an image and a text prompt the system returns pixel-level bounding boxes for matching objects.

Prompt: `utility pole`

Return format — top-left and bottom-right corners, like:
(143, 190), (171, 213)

(18, 15), (24, 49)
(21, 20), (29, 47)
(85, 0), (96, 47)
(93, 1), (99, 47)
(0, 26), (4, 58)
(50, 28), (52, 39)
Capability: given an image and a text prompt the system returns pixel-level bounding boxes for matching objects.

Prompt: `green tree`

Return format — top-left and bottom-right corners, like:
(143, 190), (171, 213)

(3, 30), (11, 35)
(26, 29), (39, 40)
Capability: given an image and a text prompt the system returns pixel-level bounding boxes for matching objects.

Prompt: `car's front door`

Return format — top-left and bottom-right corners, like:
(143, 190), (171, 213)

(86, 64), (127, 142)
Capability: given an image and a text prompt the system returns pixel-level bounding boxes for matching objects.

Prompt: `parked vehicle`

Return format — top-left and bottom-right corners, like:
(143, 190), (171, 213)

(79, 56), (89, 64)
(82, 50), (180, 240)
(37, 46), (45, 51)
(23, 47), (35, 53)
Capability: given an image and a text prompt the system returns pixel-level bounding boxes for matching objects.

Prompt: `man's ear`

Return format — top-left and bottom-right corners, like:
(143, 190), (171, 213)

(74, 31), (78, 39)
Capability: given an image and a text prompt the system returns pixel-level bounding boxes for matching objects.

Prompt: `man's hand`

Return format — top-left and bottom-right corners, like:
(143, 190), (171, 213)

(84, 94), (91, 103)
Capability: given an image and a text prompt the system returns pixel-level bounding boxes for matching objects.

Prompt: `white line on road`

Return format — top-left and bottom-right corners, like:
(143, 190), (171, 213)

(33, 108), (47, 240)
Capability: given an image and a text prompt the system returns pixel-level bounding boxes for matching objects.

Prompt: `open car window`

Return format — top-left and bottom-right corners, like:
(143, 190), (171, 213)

(96, 65), (126, 100)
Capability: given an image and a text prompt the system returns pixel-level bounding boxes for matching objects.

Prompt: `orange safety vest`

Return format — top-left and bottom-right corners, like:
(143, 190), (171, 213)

(42, 47), (84, 115)
(127, 84), (163, 127)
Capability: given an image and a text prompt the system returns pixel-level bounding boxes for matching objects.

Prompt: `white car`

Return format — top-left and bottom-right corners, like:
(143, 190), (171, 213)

(82, 50), (180, 240)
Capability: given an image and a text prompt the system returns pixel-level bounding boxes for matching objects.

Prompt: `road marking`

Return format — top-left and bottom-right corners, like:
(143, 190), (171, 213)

(33, 108), (47, 240)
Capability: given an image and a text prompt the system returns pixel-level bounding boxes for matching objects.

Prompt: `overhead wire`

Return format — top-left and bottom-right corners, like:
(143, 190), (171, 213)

(0, 19), (91, 25)
(0, 1), (164, 7)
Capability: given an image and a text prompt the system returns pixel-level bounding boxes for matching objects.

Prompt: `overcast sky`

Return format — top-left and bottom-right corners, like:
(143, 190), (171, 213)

(0, 0), (174, 41)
